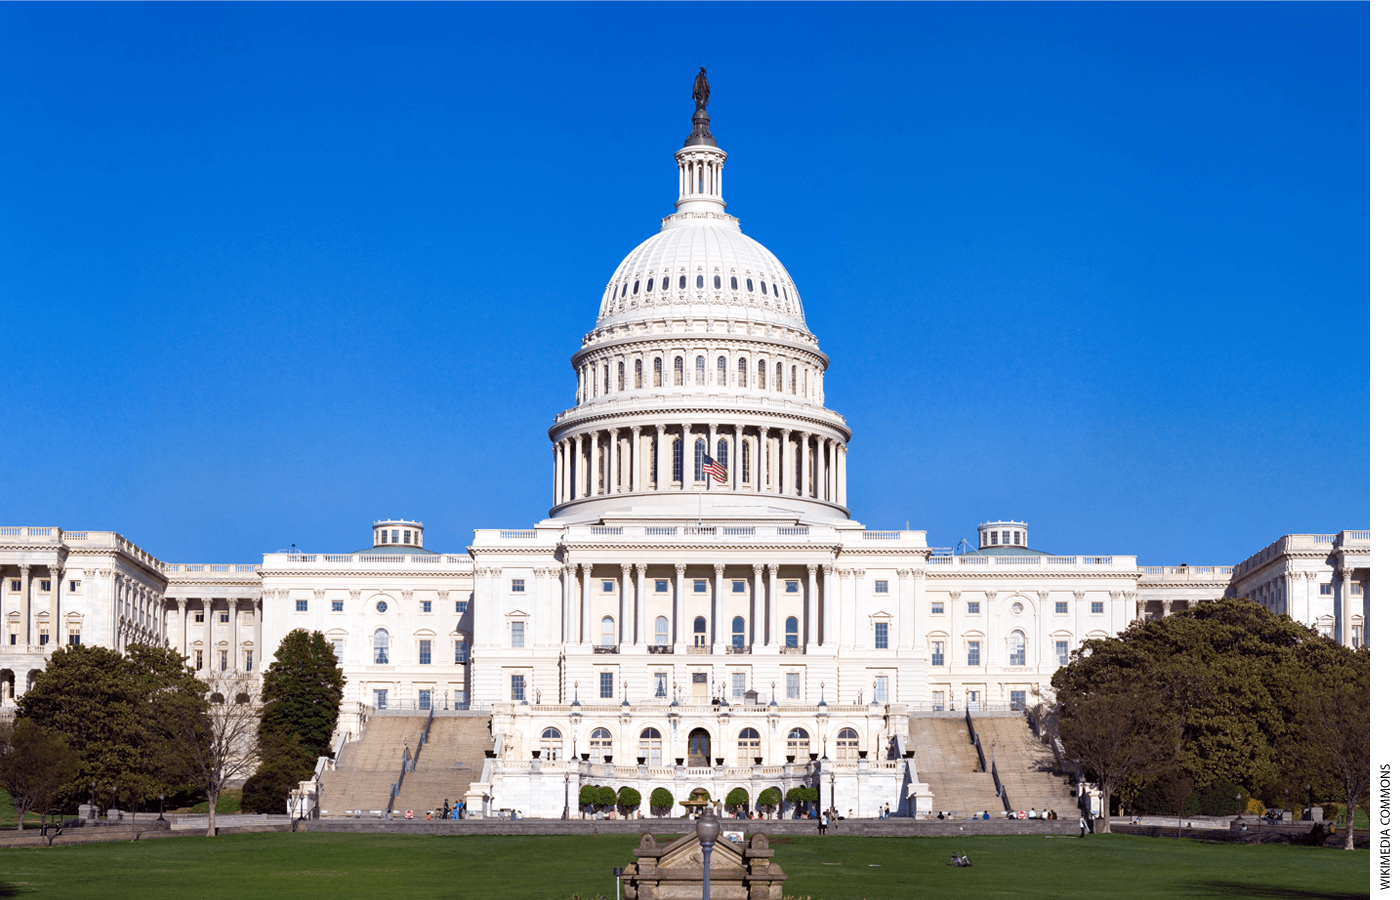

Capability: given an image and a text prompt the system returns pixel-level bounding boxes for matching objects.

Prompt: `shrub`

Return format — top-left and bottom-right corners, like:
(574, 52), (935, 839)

(1245, 798), (1266, 817)
(757, 787), (781, 811)
(618, 787), (641, 812)
(784, 787), (805, 804)
(1198, 783), (1249, 817)
(578, 784), (599, 813)
(596, 786), (618, 808)
(1323, 803), (1341, 821)
(650, 787), (674, 816)
(725, 787), (749, 812)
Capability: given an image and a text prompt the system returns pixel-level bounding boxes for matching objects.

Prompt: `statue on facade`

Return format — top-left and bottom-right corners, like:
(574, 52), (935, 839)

(692, 67), (710, 110)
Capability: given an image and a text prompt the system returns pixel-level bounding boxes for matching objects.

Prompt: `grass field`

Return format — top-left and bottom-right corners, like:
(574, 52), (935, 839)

(0, 831), (1368, 900)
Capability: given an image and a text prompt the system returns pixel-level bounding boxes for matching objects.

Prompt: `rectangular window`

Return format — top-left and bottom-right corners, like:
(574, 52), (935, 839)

(332, 639), (344, 664)
(195, 650), (204, 670)
(967, 601), (980, 615)
(418, 640), (432, 664)
(39, 580), (50, 592)
(990, 531), (998, 545)
(1091, 600), (1105, 614)
(421, 600), (432, 613)
(511, 621), (525, 648)
(456, 600), (467, 613)
(732, 580), (745, 593)
(245, 650), (254, 671)
(967, 641), (981, 666)
(392, 530), (400, 544)
(603, 581), (615, 593)
(68, 633), (81, 645)
(7, 580), (17, 592)
(511, 674), (526, 702)
(513, 578), (526, 592)
(454, 690), (466, 710)
(931, 602), (944, 615)
(1320, 584), (1333, 596)
(732, 673), (746, 698)
(654, 672), (668, 698)
(785, 581), (799, 593)
(693, 579), (708, 593)
(931, 641), (944, 666)
(1352, 625), (1363, 647)
(655, 580), (668, 593)
(219, 650), (228, 671)
(785, 672), (800, 699)
(1055, 640), (1069, 666)
(1010, 690), (1027, 710)
(1350, 583), (1363, 595)
(38, 633), (48, 646)
(220, 611), (230, 624)
(931, 690), (945, 711)
(875, 622), (889, 649)
(332, 599), (344, 612)
(374, 689), (388, 709)
(69, 580), (80, 592)
(418, 690), (431, 710)
(874, 580), (889, 594)
(296, 599), (308, 612)
(600, 672), (614, 699)
(454, 640), (466, 663)
(874, 675), (889, 703)
(967, 689), (980, 707)
(195, 612), (205, 623)
(1055, 600), (1068, 615)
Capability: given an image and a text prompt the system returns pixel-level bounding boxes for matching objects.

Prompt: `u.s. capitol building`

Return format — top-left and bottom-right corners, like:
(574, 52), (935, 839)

(0, 81), (1369, 818)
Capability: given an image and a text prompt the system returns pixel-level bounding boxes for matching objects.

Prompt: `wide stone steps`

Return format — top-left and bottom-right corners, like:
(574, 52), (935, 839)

(905, 715), (1003, 815)
(972, 717), (1076, 814)
(393, 717), (493, 815)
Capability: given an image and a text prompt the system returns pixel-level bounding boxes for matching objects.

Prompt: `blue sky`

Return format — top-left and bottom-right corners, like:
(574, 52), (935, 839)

(0, 3), (1369, 565)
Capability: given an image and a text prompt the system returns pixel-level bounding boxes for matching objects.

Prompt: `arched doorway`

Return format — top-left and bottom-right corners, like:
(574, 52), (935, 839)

(687, 728), (711, 766)
(0, 670), (13, 706)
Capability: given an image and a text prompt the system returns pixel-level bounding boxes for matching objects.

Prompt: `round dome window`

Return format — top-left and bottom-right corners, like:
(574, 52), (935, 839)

(1011, 602), (1024, 616)
(376, 600), (388, 614)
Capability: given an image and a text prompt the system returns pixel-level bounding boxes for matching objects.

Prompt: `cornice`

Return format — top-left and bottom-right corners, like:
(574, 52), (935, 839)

(550, 405), (851, 442)
(572, 332), (829, 369)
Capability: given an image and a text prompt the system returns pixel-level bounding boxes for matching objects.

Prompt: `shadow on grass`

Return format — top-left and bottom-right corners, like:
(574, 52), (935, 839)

(1190, 882), (1366, 900)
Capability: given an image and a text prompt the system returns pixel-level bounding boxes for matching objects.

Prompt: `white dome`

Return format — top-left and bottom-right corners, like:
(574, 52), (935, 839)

(595, 213), (807, 332)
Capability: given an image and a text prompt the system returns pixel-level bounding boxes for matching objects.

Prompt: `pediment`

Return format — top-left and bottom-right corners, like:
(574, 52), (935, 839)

(655, 832), (746, 870)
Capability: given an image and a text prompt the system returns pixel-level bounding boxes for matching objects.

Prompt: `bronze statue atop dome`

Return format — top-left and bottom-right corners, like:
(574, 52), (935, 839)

(692, 67), (710, 111)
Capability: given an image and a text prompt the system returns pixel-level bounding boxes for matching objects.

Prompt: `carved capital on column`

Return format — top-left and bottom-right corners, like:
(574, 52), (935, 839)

(312, 589), (325, 602)
(18, 565), (29, 578)
(1073, 591), (1086, 601)
(713, 563), (725, 581)
(1108, 591), (1122, 601)
(1304, 571), (1317, 582)
(1123, 591), (1137, 604)
(853, 569), (865, 580)
(580, 563), (592, 579)
(1286, 572), (1302, 582)
(948, 590), (961, 601)
(810, 564), (822, 579)
(635, 563), (647, 581)
(545, 565), (563, 578)
(1036, 591), (1050, 601)
(438, 590), (451, 603)
(564, 563), (577, 577)
(348, 589), (361, 603)
(1342, 567), (1355, 580)
(621, 563), (634, 577)
(674, 563), (686, 582)
(984, 591), (997, 601)
(895, 568), (911, 579)
(1135, 599), (1147, 618)
(83, 569), (96, 580)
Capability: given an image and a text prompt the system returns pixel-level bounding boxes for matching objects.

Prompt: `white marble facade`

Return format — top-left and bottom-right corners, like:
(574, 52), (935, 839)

(0, 96), (1369, 816)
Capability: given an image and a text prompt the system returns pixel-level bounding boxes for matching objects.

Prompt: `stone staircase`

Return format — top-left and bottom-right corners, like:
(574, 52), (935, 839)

(906, 715), (1003, 815)
(974, 716), (1076, 815)
(393, 716), (493, 815)
(319, 715), (432, 817)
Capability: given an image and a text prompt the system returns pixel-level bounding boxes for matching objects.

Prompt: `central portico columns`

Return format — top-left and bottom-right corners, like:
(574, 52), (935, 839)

(780, 429), (792, 495)
(571, 437), (581, 501)
(608, 428), (620, 495)
(580, 563), (593, 645)
(765, 563), (779, 645)
(563, 564), (577, 644)
(619, 563), (632, 646)
(633, 563), (647, 645)
(711, 563), (724, 647)
(806, 564), (818, 646)
(820, 563), (834, 646)
(672, 564), (685, 651)
(681, 424), (693, 491)
(630, 426), (642, 493)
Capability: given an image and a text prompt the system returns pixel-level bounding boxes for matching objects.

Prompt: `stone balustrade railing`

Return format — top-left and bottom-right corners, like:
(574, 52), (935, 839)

(928, 555), (1136, 569)
(261, 553), (473, 567)
(0, 527), (164, 571)
(1234, 530), (1371, 576)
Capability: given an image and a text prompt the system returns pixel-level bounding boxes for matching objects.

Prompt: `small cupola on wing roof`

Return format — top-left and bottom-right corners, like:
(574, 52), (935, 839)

(979, 520), (1030, 551)
(371, 519), (424, 550)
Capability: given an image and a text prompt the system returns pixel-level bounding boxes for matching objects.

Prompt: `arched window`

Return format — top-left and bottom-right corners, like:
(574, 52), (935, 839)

(738, 727), (761, 764)
(786, 727), (810, 759)
(837, 728), (859, 759)
(775, 362), (783, 391)
(1009, 630), (1026, 666)
(717, 438), (728, 471)
(542, 727), (563, 760)
(746, 277), (754, 292)
(672, 438), (683, 483)
(696, 274), (705, 289)
(696, 355), (706, 385)
(601, 616), (615, 647)
(603, 366), (609, 395)
(590, 727), (612, 756)
(742, 440), (751, 483)
(693, 616), (707, 647)
(785, 616), (799, 648)
(717, 356), (727, 385)
(210, 692), (225, 704)
(591, 366), (597, 397)
(634, 359), (642, 390)
(731, 616), (745, 648)
(802, 370), (807, 397)
(621, 281), (628, 297)
(679, 274), (687, 290)
(694, 437), (706, 481)
(731, 276), (739, 290)
(654, 616), (669, 646)
(640, 727), (663, 766)
(674, 356), (684, 385)
(738, 357), (748, 387)
(373, 628), (389, 664)
(646, 277), (654, 292)
(761, 281), (768, 295)
(633, 279), (640, 295)
(757, 359), (766, 389)
(653, 357), (663, 387)
(618, 362), (625, 391)
(790, 367), (797, 394)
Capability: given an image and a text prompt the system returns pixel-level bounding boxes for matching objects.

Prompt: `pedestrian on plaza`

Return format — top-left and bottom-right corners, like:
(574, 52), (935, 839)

(819, 811), (828, 835)
(1078, 815), (1086, 837)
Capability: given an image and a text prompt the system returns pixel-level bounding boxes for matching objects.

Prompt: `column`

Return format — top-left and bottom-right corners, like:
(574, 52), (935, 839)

(204, 597), (214, 669)
(634, 564), (647, 646)
(553, 443), (561, 505)
(730, 425), (740, 492)
(630, 426), (642, 493)
(805, 564), (818, 648)
(795, 432), (806, 496)
(682, 424), (694, 490)
(780, 429), (792, 495)
(18, 566), (29, 647)
(673, 564), (685, 651)
(587, 432), (599, 497)
(708, 423), (719, 490)
(749, 565), (760, 649)
(712, 564), (724, 648)
(564, 564), (577, 644)
(608, 428), (620, 494)
(851, 571), (866, 649)
(754, 428), (765, 493)
(766, 564), (778, 646)
(230, 599), (239, 671)
(571, 437), (580, 501)
(820, 563), (834, 647)
(817, 438), (827, 501)
(177, 599), (188, 657)
(51, 564), (63, 648)
(620, 564), (632, 648)
(655, 424), (667, 491)
(1341, 568), (1354, 646)
(253, 598), (262, 670)
(837, 444), (847, 506)
(580, 564), (593, 645)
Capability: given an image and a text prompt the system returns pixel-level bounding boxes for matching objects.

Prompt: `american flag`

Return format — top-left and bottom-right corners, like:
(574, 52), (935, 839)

(701, 454), (727, 483)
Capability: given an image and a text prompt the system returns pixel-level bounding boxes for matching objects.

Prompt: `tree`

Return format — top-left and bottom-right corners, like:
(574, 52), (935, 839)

(596, 785), (618, 811)
(1054, 681), (1181, 833)
(725, 787), (749, 814)
(1285, 645), (1369, 850)
(244, 630), (345, 814)
(757, 787), (781, 816)
(649, 786), (674, 817)
(157, 670), (261, 837)
(18, 643), (207, 810)
(617, 787), (641, 816)
(578, 784), (599, 815)
(0, 719), (79, 830)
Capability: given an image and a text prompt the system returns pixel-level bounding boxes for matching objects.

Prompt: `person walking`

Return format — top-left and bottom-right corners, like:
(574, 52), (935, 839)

(819, 811), (828, 835)
(1078, 815), (1087, 838)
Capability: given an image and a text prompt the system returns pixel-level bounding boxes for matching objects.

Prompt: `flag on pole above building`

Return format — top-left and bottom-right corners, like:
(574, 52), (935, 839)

(702, 454), (727, 484)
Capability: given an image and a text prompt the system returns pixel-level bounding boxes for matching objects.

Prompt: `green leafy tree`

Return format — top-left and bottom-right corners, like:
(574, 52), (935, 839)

(617, 787), (641, 815)
(725, 787), (749, 814)
(243, 630), (345, 814)
(1283, 644), (1369, 850)
(0, 719), (80, 830)
(649, 786), (674, 816)
(596, 786), (618, 810)
(757, 787), (781, 815)
(578, 784), (599, 814)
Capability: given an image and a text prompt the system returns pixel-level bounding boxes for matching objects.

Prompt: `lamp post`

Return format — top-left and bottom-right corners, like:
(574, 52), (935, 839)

(158, 792), (165, 822)
(695, 805), (721, 900)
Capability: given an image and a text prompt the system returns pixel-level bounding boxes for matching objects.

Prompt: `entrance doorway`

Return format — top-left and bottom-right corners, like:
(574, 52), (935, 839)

(687, 728), (711, 766)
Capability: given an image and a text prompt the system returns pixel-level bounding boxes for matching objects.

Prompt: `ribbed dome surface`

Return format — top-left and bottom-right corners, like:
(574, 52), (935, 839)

(595, 215), (807, 332)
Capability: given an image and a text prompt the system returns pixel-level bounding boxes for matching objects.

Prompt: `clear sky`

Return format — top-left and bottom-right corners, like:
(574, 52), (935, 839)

(0, 3), (1369, 566)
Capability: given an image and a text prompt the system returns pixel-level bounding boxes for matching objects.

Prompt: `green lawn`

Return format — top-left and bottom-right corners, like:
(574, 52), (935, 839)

(0, 832), (1368, 900)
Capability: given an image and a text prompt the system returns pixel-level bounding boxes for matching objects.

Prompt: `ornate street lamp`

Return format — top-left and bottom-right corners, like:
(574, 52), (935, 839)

(695, 804), (721, 900)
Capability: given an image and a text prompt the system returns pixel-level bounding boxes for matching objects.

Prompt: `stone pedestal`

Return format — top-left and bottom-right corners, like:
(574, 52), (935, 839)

(624, 831), (786, 900)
